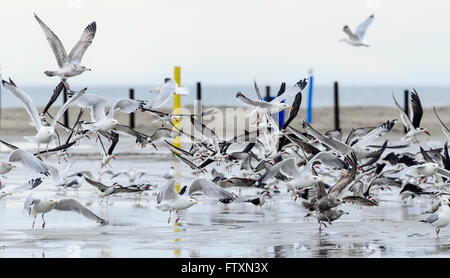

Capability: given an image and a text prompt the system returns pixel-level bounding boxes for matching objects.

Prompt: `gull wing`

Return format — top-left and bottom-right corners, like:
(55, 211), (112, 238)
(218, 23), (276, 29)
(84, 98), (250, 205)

(34, 14), (69, 67)
(253, 80), (263, 101)
(107, 99), (147, 118)
(392, 93), (414, 131)
(236, 92), (273, 108)
(437, 167), (450, 179)
(55, 198), (108, 224)
(2, 79), (42, 132)
(51, 88), (87, 129)
(303, 151), (348, 175)
(343, 25), (358, 40)
(342, 196), (378, 206)
(328, 152), (358, 196)
(433, 107), (450, 140)
(23, 194), (35, 215)
(355, 14), (374, 40)
(68, 22), (97, 64)
(302, 120), (354, 155)
(12, 178), (44, 194)
(8, 149), (50, 176)
(73, 93), (107, 122)
(157, 180), (178, 204)
(188, 178), (235, 200)
(151, 79), (177, 109)
(421, 213), (439, 224)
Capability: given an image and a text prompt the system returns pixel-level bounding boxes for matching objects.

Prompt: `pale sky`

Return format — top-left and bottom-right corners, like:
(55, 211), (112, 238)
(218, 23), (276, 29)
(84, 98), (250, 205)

(1, 0), (450, 86)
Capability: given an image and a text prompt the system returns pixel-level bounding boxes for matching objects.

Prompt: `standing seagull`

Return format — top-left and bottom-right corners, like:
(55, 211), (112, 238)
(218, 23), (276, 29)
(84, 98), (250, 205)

(421, 197), (450, 238)
(34, 14), (96, 89)
(393, 90), (430, 142)
(340, 14), (374, 47)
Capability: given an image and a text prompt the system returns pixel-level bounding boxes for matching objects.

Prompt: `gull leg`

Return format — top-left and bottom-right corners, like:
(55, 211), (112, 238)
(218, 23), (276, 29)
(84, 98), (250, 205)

(36, 144), (41, 159)
(63, 79), (70, 91)
(42, 214), (46, 229)
(32, 215), (36, 229)
(45, 144), (49, 159)
(168, 210), (172, 224)
(175, 211), (180, 224)
(436, 227), (440, 238)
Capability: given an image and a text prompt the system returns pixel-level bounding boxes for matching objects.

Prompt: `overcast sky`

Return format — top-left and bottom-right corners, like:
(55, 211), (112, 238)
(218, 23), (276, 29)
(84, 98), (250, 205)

(1, 0), (450, 87)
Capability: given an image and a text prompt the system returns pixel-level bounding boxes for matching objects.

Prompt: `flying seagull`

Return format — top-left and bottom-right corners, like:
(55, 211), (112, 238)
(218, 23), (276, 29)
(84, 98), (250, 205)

(340, 14), (374, 47)
(2, 79), (86, 156)
(24, 194), (108, 228)
(34, 14), (96, 89)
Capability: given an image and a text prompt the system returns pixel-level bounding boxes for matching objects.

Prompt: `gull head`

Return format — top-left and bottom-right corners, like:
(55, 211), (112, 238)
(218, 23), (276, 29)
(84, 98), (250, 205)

(3, 162), (16, 170)
(74, 64), (91, 73)
(0, 190), (12, 199)
(48, 198), (59, 207)
(189, 197), (199, 205)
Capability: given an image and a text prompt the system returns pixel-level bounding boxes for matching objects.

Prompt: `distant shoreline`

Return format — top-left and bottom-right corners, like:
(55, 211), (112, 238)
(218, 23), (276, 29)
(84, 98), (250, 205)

(0, 105), (448, 143)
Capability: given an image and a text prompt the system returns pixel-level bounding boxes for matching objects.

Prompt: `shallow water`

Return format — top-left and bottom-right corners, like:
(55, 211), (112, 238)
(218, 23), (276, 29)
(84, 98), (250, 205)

(0, 142), (448, 258)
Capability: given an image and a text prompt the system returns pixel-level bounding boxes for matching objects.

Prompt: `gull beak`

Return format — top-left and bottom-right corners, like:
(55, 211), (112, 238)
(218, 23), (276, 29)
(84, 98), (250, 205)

(12, 165), (16, 168)
(111, 155), (117, 160)
(8, 193), (12, 196)
(54, 200), (59, 205)
(85, 134), (91, 140)
(424, 130), (431, 136)
(116, 121), (120, 125)
(152, 143), (158, 150)
(194, 201), (199, 205)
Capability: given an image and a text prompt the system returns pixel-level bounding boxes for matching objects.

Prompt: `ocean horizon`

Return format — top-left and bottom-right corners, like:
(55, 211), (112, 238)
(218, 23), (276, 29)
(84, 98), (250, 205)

(0, 84), (449, 109)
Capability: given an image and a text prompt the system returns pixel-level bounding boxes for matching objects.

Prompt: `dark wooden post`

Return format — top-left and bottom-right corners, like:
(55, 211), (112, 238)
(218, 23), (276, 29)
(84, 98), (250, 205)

(129, 88), (135, 129)
(334, 81), (340, 131)
(196, 82), (202, 100)
(195, 82), (202, 124)
(404, 90), (409, 134)
(63, 88), (69, 127)
(265, 86), (270, 101)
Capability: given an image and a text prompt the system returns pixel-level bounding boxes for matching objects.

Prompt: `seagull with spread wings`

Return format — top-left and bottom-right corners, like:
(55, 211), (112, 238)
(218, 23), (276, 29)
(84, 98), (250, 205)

(34, 14), (96, 89)
(156, 180), (198, 223)
(340, 14), (374, 47)
(69, 92), (147, 134)
(2, 79), (86, 157)
(24, 193), (108, 229)
(150, 78), (189, 109)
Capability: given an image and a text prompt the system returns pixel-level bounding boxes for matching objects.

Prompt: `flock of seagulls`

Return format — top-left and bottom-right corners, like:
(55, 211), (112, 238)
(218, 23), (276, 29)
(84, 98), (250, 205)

(0, 13), (448, 241)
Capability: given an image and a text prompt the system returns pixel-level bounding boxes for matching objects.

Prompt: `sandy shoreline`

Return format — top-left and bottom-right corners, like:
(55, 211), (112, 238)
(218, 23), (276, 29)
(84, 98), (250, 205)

(0, 105), (448, 142)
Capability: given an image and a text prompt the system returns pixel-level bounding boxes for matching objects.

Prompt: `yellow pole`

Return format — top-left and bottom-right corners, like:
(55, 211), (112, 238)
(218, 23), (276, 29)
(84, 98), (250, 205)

(173, 66), (181, 193)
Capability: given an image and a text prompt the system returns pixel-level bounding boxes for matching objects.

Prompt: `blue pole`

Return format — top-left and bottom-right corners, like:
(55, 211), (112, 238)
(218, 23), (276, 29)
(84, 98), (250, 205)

(278, 99), (285, 127)
(307, 75), (314, 123)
